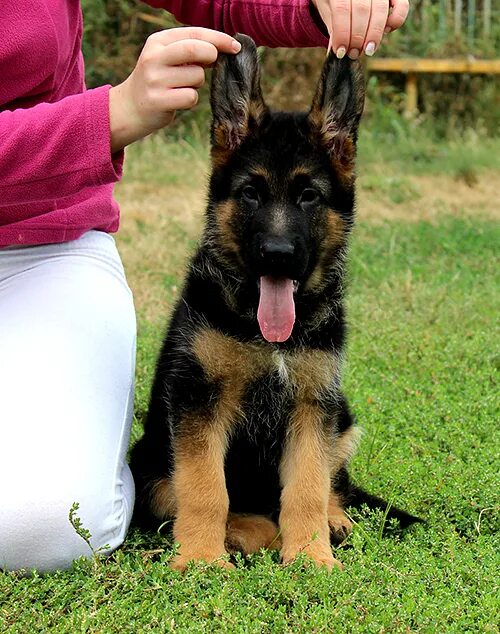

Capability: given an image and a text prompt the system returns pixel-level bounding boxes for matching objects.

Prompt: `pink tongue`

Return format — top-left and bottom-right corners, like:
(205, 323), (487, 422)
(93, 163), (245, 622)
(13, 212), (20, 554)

(257, 276), (296, 343)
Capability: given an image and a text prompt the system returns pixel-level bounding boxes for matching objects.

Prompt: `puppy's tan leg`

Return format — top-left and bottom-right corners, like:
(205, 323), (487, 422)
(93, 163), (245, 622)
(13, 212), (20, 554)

(171, 425), (232, 571)
(279, 405), (342, 571)
(225, 514), (281, 554)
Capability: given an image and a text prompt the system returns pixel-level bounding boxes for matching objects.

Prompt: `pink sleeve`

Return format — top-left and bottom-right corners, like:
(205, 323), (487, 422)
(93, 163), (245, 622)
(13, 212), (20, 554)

(145, 0), (328, 48)
(0, 85), (123, 206)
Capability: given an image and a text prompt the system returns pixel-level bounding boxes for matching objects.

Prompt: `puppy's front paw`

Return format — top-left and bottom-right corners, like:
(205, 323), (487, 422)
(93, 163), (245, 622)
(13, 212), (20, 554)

(170, 551), (234, 572)
(281, 543), (343, 571)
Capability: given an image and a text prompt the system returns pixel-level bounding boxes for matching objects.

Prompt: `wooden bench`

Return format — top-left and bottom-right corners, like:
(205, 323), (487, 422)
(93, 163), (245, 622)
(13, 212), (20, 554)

(366, 58), (500, 116)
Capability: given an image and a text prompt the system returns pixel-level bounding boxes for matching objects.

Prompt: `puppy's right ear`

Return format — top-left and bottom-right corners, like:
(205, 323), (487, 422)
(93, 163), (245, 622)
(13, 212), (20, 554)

(210, 34), (268, 162)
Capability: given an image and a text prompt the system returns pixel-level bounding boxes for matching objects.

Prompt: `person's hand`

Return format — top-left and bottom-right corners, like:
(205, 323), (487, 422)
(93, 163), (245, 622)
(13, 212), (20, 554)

(109, 27), (242, 153)
(311, 0), (409, 59)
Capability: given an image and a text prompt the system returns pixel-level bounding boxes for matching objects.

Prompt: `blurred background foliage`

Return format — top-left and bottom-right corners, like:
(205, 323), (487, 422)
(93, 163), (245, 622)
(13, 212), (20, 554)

(81, 0), (499, 138)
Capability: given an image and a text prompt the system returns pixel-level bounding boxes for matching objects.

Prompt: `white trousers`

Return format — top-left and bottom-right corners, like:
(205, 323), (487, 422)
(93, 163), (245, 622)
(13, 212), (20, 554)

(0, 231), (136, 572)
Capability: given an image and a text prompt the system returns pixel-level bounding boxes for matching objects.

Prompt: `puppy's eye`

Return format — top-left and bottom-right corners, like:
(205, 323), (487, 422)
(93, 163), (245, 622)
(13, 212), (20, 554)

(241, 186), (260, 205)
(298, 188), (320, 207)
(242, 186), (259, 202)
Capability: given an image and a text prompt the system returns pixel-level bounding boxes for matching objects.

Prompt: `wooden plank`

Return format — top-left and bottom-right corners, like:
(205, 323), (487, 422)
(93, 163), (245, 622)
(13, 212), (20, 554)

(136, 11), (172, 28)
(366, 58), (500, 74)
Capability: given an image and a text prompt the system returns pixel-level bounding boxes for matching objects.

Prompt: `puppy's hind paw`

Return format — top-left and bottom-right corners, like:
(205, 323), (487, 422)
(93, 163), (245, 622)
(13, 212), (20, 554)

(328, 511), (353, 544)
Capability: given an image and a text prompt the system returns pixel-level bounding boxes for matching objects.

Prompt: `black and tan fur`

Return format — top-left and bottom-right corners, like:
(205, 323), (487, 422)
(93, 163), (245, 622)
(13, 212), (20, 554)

(130, 35), (419, 571)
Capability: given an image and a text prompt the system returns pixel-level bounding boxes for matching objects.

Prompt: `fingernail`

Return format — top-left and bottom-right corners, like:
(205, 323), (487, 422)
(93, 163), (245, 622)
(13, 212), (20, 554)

(348, 48), (360, 60)
(336, 46), (346, 59)
(384, 26), (391, 34)
(365, 42), (376, 56)
(232, 40), (241, 52)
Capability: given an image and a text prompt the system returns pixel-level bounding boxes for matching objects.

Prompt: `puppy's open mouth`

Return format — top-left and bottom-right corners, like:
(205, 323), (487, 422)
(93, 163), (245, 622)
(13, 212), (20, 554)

(257, 276), (298, 343)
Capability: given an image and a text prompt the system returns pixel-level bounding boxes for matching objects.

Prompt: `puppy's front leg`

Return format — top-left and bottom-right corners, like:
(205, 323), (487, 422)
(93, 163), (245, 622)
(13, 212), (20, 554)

(171, 421), (232, 571)
(279, 405), (342, 571)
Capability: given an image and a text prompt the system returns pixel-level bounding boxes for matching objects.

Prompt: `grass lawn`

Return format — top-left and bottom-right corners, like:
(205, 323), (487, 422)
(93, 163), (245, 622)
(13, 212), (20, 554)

(1, 132), (498, 633)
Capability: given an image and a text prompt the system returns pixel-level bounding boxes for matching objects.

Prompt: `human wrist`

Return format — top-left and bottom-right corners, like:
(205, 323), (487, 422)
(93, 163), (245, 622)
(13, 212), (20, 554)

(109, 81), (156, 153)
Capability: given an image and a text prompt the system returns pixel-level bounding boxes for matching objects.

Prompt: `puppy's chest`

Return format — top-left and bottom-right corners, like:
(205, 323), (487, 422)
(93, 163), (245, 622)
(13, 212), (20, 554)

(191, 327), (340, 409)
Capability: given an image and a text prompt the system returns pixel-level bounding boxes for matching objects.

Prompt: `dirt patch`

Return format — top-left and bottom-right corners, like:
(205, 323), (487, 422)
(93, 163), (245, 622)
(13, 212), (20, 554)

(357, 170), (499, 223)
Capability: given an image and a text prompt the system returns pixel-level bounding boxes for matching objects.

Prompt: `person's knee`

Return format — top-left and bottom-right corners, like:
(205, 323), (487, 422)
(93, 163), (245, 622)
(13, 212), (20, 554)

(0, 464), (134, 573)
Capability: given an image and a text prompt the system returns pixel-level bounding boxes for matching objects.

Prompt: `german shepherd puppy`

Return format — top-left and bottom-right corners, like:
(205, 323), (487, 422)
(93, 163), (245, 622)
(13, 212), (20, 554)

(130, 35), (419, 571)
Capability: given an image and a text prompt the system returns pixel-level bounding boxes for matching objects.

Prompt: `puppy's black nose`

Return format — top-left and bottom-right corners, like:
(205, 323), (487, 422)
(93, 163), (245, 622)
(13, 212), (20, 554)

(259, 236), (297, 277)
(260, 237), (295, 267)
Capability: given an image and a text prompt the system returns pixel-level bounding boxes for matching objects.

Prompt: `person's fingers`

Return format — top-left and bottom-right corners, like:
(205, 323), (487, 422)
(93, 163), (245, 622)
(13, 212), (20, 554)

(164, 65), (206, 89)
(385, 0), (409, 32)
(313, 0), (334, 50)
(146, 27), (241, 54)
(348, 0), (372, 59)
(329, 0), (352, 58)
(160, 39), (220, 68)
(163, 87), (200, 111)
(363, 0), (389, 55)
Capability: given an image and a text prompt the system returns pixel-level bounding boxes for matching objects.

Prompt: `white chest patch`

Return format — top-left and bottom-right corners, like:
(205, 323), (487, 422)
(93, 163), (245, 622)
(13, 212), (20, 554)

(272, 350), (290, 384)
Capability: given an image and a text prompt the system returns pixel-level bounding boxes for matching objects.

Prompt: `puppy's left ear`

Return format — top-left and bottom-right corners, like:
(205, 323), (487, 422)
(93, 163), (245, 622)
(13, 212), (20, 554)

(309, 56), (365, 179)
(210, 34), (268, 158)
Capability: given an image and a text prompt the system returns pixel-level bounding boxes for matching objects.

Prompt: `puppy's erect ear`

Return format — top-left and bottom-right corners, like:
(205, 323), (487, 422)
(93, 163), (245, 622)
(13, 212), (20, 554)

(309, 56), (365, 180)
(210, 33), (267, 159)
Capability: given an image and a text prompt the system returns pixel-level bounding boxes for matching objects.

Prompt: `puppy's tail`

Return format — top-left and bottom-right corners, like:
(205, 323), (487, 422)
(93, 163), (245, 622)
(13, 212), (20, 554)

(334, 468), (423, 528)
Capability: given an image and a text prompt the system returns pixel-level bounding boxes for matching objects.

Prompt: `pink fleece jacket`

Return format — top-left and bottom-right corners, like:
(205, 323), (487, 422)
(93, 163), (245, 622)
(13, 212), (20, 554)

(0, 1), (327, 248)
